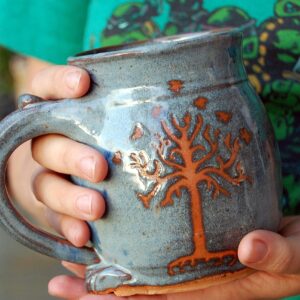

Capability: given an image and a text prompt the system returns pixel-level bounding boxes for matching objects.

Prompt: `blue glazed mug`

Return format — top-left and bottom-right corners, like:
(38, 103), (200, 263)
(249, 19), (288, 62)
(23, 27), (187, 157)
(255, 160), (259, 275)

(0, 29), (282, 296)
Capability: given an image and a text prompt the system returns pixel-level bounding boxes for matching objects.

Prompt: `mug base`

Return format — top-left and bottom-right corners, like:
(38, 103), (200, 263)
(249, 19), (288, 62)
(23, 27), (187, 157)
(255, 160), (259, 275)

(89, 267), (255, 296)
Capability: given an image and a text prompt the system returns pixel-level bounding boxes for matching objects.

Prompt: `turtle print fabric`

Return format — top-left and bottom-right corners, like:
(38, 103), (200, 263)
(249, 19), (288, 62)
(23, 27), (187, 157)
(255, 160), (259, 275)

(85, 0), (300, 215)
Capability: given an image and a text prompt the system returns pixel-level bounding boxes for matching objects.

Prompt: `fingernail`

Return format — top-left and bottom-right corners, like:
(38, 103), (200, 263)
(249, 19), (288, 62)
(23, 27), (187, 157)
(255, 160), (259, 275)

(245, 239), (268, 263)
(76, 194), (92, 216)
(80, 157), (96, 180)
(65, 70), (82, 90)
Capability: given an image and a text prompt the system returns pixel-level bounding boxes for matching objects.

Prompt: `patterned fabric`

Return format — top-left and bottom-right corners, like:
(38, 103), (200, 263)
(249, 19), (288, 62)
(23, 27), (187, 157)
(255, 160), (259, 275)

(85, 0), (300, 216)
(0, 0), (299, 216)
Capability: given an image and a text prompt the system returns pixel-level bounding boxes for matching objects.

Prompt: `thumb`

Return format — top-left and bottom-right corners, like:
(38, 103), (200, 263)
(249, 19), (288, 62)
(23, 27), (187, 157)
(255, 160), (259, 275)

(31, 65), (90, 100)
(238, 230), (300, 274)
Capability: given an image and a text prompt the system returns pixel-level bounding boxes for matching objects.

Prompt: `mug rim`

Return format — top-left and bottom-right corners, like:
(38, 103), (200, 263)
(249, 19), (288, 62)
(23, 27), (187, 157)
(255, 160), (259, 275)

(68, 27), (242, 64)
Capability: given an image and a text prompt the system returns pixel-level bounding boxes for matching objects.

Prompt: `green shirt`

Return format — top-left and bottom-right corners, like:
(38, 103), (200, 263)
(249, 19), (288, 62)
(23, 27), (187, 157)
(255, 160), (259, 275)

(0, 2), (300, 298)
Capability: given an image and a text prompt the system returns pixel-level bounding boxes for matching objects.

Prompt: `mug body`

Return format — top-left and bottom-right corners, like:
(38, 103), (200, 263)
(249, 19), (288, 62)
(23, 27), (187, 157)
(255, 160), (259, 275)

(64, 30), (282, 295)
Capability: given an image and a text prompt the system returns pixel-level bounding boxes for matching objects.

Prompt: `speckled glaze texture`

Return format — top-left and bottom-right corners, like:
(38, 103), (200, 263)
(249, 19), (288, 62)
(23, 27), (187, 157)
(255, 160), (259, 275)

(0, 29), (282, 295)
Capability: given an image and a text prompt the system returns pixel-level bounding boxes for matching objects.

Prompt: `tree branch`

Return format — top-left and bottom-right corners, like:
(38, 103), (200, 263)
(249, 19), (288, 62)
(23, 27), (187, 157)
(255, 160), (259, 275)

(157, 145), (184, 170)
(222, 138), (240, 170)
(191, 144), (206, 155)
(224, 132), (232, 150)
(130, 151), (184, 208)
(182, 112), (192, 131)
(169, 147), (182, 160)
(137, 182), (161, 208)
(161, 119), (181, 146)
(160, 179), (186, 207)
(189, 114), (203, 144)
(196, 124), (219, 169)
(200, 174), (230, 199)
(200, 166), (249, 187)
(130, 152), (163, 180)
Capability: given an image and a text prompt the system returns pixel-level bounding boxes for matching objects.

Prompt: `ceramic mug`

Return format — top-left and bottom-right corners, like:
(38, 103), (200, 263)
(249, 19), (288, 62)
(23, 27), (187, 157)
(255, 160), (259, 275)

(0, 29), (282, 296)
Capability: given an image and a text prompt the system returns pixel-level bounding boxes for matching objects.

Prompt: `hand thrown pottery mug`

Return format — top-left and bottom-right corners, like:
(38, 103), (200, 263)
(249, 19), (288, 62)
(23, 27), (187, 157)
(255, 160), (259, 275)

(0, 29), (282, 296)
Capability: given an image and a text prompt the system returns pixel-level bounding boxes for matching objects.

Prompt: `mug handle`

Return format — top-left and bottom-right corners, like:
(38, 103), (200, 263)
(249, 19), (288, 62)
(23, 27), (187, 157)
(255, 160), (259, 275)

(0, 94), (98, 265)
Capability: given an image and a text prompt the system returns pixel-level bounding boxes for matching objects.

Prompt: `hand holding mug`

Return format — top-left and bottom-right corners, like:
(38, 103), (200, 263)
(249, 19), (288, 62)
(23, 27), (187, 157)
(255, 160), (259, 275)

(0, 29), (282, 296)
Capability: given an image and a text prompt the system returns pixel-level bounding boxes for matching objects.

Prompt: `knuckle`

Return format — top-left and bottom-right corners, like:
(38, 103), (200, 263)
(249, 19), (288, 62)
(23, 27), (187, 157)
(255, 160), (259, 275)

(31, 136), (43, 159)
(30, 67), (53, 96)
(67, 224), (82, 246)
(30, 70), (42, 94)
(61, 144), (72, 172)
(54, 180), (70, 210)
(270, 244), (293, 273)
(45, 208), (62, 234)
(32, 171), (46, 198)
(53, 136), (76, 173)
(31, 134), (57, 165)
(61, 218), (86, 247)
(53, 66), (68, 89)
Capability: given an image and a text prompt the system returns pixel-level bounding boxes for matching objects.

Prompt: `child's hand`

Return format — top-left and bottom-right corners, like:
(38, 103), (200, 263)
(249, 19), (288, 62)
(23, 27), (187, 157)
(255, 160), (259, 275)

(48, 216), (300, 299)
(7, 63), (108, 247)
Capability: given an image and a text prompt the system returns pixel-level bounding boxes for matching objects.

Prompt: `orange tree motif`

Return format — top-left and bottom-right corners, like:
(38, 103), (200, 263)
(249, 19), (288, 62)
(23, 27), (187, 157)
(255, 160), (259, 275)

(130, 97), (252, 275)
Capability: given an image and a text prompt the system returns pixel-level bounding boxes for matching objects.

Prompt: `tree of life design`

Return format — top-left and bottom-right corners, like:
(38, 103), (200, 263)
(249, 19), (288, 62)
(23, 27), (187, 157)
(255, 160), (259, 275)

(129, 97), (253, 276)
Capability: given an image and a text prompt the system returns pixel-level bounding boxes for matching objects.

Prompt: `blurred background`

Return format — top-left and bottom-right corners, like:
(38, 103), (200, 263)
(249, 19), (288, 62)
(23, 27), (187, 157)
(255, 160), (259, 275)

(0, 47), (65, 300)
(0, 47), (15, 118)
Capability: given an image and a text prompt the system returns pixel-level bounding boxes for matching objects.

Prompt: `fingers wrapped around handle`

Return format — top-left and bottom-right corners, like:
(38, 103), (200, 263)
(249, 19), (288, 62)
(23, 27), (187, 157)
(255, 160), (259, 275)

(0, 95), (98, 265)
